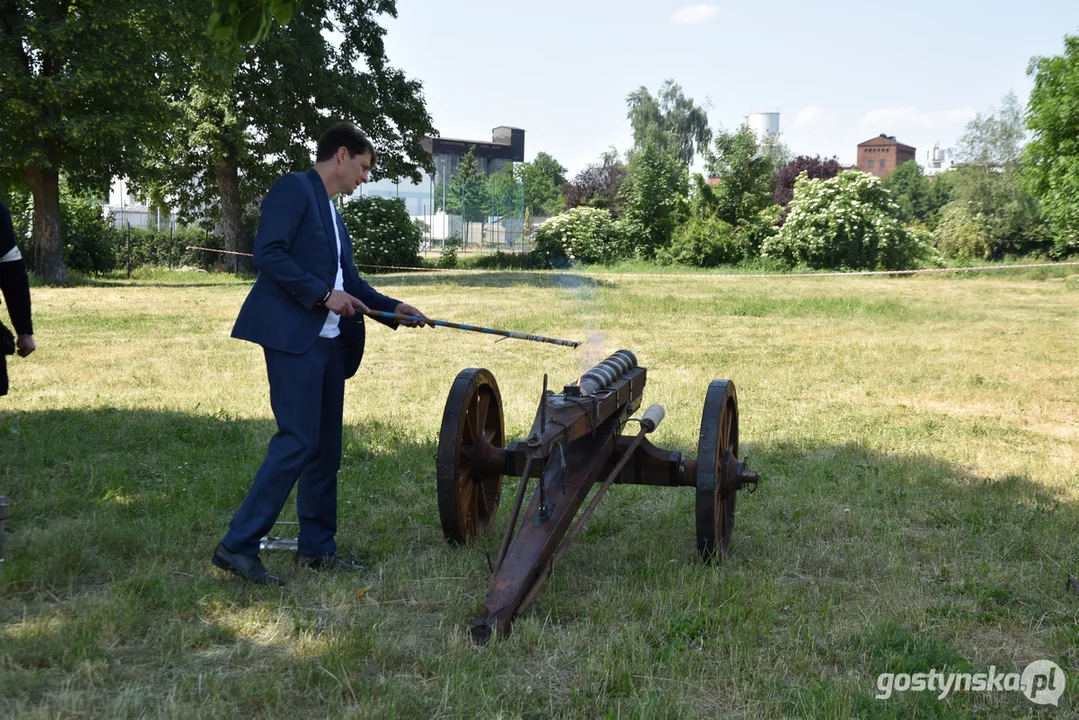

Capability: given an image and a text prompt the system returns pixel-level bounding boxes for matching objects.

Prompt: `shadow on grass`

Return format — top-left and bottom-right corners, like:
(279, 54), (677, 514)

(80, 278), (256, 289)
(375, 270), (616, 291)
(0, 407), (437, 593)
(1, 408), (1077, 716)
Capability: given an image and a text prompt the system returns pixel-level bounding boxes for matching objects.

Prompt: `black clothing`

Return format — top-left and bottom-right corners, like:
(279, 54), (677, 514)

(0, 200), (33, 396)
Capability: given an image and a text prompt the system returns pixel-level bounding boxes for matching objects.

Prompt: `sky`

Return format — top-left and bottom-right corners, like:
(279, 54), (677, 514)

(374, 0), (1079, 180)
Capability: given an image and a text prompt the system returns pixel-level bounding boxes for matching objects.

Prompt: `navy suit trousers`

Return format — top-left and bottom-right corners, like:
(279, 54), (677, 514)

(222, 335), (346, 557)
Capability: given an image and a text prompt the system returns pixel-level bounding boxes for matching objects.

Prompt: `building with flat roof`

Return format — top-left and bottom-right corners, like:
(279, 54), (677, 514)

(857, 134), (916, 178)
(421, 126), (525, 184)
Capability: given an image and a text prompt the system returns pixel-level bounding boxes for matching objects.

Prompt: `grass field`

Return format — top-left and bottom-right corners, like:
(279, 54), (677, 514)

(2, 266), (1078, 718)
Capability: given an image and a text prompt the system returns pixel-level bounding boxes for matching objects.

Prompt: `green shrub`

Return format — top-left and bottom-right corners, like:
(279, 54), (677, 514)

(115, 226), (222, 271)
(931, 198), (1049, 260)
(467, 250), (545, 270)
(62, 198), (118, 274)
(437, 235), (461, 269)
(737, 205), (782, 258)
(658, 215), (741, 267)
(5, 184), (223, 274)
(339, 196), (421, 272)
(534, 207), (628, 265)
(763, 171), (929, 270)
(21, 192), (119, 274)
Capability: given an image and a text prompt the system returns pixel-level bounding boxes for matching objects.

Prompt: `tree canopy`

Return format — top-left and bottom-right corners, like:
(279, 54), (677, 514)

(563, 150), (627, 217)
(620, 142), (687, 258)
(150, 0), (436, 269)
(941, 92), (1044, 258)
(704, 124), (780, 226)
(517, 152), (566, 218)
(626, 80), (711, 168)
(0, 0), (199, 283)
(775, 155), (841, 208)
(1024, 34), (1079, 255)
(208, 0), (302, 46)
(440, 148), (489, 222)
(882, 161), (932, 224)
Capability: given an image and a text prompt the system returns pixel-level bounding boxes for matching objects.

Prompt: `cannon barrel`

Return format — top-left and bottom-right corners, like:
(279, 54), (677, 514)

(565, 350), (638, 396)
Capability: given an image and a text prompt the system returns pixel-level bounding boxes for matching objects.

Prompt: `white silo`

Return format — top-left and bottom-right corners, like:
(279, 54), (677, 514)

(747, 112), (780, 145)
(926, 141), (945, 169)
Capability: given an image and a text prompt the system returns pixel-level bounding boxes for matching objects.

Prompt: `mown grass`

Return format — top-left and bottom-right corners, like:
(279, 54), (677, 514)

(2, 266), (1078, 718)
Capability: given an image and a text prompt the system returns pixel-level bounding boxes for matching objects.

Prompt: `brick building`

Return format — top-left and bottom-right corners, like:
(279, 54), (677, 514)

(857, 134), (916, 177)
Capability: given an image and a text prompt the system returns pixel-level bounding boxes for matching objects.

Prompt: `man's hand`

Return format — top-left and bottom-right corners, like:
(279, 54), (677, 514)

(394, 303), (431, 328)
(16, 334), (34, 358)
(323, 290), (370, 317)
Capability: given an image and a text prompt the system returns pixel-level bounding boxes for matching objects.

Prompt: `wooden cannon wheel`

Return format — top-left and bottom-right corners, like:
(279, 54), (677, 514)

(437, 368), (505, 544)
(695, 379), (739, 561)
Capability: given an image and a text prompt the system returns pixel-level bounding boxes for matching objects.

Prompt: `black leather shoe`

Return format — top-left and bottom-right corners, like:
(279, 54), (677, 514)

(212, 544), (286, 586)
(294, 552), (366, 572)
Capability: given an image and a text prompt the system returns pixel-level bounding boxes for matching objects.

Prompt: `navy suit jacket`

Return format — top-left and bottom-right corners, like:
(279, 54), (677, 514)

(232, 170), (400, 378)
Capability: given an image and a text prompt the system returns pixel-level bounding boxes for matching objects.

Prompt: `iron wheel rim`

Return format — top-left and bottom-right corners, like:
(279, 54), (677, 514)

(436, 368), (505, 544)
(695, 379), (739, 562)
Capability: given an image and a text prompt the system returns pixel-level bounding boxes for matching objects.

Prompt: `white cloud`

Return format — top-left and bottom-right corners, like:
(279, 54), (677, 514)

(860, 106), (976, 128)
(794, 105), (838, 129)
(670, 5), (719, 24)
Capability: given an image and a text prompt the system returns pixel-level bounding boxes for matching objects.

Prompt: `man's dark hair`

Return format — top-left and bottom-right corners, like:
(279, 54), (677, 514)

(316, 122), (377, 166)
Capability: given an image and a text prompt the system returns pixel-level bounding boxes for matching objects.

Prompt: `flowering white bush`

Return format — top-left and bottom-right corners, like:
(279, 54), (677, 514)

(533, 207), (627, 265)
(763, 171), (929, 270)
(340, 196), (422, 272)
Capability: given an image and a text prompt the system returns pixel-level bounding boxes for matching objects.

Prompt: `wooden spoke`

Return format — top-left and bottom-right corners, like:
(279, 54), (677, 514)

(436, 368), (505, 544)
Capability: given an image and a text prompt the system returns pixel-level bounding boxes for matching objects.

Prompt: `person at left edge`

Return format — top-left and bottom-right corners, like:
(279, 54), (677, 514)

(0, 200), (36, 397)
(212, 122), (429, 586)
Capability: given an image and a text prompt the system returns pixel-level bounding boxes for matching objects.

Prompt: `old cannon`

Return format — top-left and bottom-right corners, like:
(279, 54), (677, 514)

(435, 350), (760, 643)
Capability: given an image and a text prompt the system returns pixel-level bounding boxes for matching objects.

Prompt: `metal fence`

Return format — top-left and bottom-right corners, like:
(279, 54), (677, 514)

(360, 168), (539, 257)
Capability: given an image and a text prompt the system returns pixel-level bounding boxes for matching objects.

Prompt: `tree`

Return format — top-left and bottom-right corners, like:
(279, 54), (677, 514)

(763, 171), (928, 270)
(619, 142), (687, 259)
(486, 165), (522, 218)
(1024, 34), (1079, 255)
(626, 80), (711, 168)
(432, 148), (489, 222)
(0, 1), (197, 283)
(150, 0), (436, 272)
(450, 148), (489, 222)
(516, 152), (566, 217)
(704, 124), (780, 226)
(954, 91), (1026, 167)
(775, 155), (841, 207)
(208, 0), (300, 46)
(882, 160), (932, 224)
(939, 92), (1045, 258)
(562, 150), (627, 217)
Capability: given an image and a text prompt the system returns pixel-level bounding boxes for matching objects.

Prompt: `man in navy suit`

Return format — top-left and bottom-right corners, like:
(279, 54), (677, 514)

(213, 122), (428, 586)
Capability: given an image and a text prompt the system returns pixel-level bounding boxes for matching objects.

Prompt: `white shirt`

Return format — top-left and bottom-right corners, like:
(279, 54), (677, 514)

(318, 201), (346, 339)
(0, 245), (22, 263)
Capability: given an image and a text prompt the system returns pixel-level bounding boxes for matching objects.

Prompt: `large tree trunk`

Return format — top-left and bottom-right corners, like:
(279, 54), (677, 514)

(26, 165), (66, 285)
(215, 140), (251, 274)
